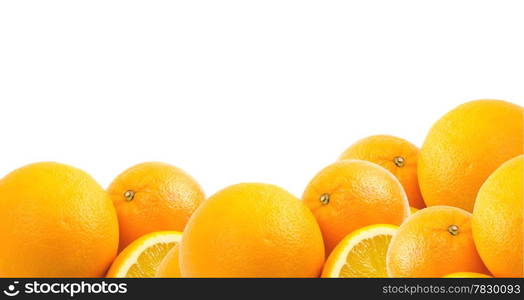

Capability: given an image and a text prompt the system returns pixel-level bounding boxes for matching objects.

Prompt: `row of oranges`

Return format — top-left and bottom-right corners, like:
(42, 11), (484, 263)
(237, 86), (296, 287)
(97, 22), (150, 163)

(0, 99), (522, 277)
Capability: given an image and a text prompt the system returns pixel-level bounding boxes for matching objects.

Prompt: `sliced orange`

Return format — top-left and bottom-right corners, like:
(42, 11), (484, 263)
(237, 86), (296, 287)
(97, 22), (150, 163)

(106, 231), (182, 278)
(322, 224), (398, 278)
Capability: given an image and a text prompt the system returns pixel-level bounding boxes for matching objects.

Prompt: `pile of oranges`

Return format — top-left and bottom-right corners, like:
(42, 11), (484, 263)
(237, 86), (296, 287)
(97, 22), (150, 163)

(0, 99), (521, 278)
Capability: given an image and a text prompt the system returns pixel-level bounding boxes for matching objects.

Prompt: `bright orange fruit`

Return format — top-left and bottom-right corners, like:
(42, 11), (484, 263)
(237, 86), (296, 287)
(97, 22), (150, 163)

(108, 162), (205, 250)
(444, 272), (492, 278)
(302, 159), (409, 254)
(156, 245), (181, 278)
(321, 224), (398, 278)
(339, 135), (424, 209)
(106, 231), (181, 278)
(0, 162), (118, 277)
(418, 99), (523, 211)
(180, 183), (325, 277)
(472, 155), (523, 277)
(387, 206), (488, 277)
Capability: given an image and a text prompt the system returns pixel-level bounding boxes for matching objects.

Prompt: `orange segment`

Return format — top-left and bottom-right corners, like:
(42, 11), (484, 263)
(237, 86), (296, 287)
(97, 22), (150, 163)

(106, 231), (182, 278)
(322, 224), (398, 278)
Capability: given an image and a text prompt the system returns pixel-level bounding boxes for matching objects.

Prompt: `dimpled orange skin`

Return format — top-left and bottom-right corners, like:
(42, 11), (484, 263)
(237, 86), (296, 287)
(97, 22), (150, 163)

(472, 155), (523, 277)
(302, 159), (410, 255)
(0, 162), (119, 277)
(180, 183), (325, 278)
(386, 206), (488, 278)
(418, 99), (524, 212)
(339, 135), (425, 209)
(108, 162), (205, 250)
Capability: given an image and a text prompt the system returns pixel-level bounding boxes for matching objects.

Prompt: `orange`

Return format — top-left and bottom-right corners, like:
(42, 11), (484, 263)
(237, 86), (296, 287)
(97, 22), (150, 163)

(418, 99), (523, 211)
(321, 224), (398, 278)
(302, 159), (409, 254)
(444, 272), (492, 278)
(108, 162), (205, 250)
(106, 231), (181, 278)
(339, 135), (424, 209)
(0, 162), (118, 277)
(472, 155), (523, 277)
(180, 183), (324, 277)
(386, 206), (488, 277)
(156, 245), (181, 278)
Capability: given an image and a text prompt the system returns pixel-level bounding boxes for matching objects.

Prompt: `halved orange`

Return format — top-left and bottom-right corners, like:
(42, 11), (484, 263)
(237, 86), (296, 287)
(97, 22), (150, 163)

(106, 231), (182, 278)
(322, 224), (398, 278)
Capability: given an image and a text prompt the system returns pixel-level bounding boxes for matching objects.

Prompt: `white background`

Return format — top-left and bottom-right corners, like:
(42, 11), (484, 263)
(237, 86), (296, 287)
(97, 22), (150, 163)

(0, 1), (523, 197)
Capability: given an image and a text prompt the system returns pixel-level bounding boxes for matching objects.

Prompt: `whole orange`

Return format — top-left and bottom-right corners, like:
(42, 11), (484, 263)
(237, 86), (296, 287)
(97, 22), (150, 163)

(472, 155), (523, 277)
(418, 99), (523, 211)
(387, 206), (488, 277)
(0, 162), (118, 277)
(180, 183), (325, 277)
(302, 159), (409, 254)
(339, 135), (424, 209)
(108, 162), (205, 250)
